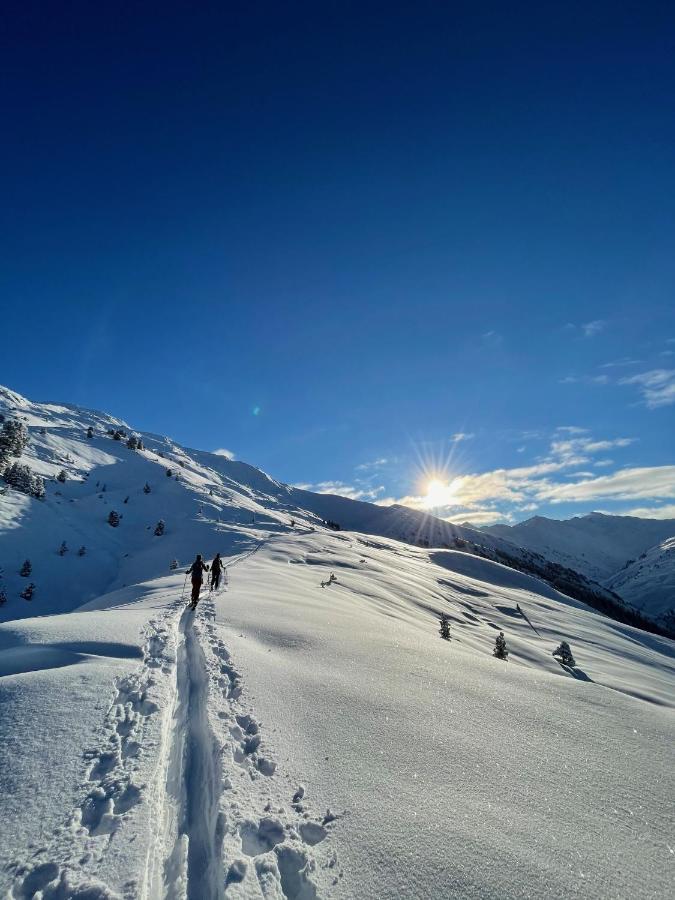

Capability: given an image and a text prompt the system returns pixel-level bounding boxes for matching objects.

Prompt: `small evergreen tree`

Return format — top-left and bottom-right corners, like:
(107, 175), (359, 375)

(127, 435), (139, 450)
(20, 559), (31, 577)
(78, 546), (86, 556)
(0, 419), (29, 465)
(170, 559), (178, 570)
(57, 469), (67, 484)
(137, 438), (144, 450)
(439, 612), (451, 641)
(123, 496), (129, 504)
(108, 510), (120, 527)
(493, 631), (508, 660)
(166, 468), (172, 477)
(87, 426), (94, 439)
(20, 583), (35, 601)
(552, 641), (576, 667)
(154, 519), (165, 536)
(101, 484), (106, 492)
(58, 541), (68, 556)
(0, 588), (7, 606)
(143, 482), (151, 494)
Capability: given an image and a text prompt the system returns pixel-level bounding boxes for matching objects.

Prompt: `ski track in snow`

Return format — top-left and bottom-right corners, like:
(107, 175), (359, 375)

(6, 568), (338, 900)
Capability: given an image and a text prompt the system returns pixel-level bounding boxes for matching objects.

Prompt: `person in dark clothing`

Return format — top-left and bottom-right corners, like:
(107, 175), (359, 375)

(210, 553), (224, 591)
(186, 554), (209, 608)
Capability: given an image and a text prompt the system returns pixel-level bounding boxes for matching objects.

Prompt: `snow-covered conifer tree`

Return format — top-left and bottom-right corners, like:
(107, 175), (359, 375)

(143, 482), (151, 494)
(58, 541), (68, 556)
(20, 583), (35, 601)
(154, 520), (165, 536)
(552, 641), (576, 667)
(57, 469), (67, 483)
(20, 559), (31, 577)
(494, 631), (508, 660)
(108, 510), (120, 527)
(78, 546), (86, 556)
(439, 613), (451, 641)
(86, 426), (94, 439)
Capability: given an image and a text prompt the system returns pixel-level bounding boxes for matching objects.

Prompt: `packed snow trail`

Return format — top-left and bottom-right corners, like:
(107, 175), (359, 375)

(180, 606), (225, 900)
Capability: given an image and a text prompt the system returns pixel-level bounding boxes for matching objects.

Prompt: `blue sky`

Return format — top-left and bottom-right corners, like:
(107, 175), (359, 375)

(2, 1), (674, 524)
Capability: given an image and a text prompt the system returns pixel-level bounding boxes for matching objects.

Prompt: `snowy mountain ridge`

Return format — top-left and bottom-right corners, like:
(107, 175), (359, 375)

(1, 384), (674, 900)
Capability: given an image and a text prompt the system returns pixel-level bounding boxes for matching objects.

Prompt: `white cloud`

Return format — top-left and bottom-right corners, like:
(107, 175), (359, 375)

(481, 330), (503, 346)
(582, 319), (606, 338)
(355, 458), (389, 471)
(619, 369), (675, 409)
(389, 432), (660, 518)
(213, 448), (235, 459)
(559, 374), (610, 385)
(555, 426), (588, 435)
(444, 508), (513, 526)
(612, 504), (675, 520)
(294, 480), (384, 502)
(450, 432), (474, 443)
(538, 466), (675, 503)
(599, 357), (639, 368)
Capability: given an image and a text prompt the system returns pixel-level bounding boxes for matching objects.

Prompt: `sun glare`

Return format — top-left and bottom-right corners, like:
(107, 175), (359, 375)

(423, 477), (455, 509)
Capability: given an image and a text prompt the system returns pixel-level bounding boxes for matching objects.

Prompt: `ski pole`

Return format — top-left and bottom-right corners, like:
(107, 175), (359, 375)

(181, 572), (188, 603)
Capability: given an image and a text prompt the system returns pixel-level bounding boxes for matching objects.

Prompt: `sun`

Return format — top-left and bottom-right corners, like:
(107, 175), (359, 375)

(423, 477), (455, 509)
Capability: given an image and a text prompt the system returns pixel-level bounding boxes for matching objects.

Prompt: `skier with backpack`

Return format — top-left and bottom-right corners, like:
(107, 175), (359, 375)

(210, 552), (225, 592)
(186, 554), (209, 609)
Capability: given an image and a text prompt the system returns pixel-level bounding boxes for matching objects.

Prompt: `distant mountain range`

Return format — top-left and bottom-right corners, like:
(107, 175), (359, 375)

(481, 513), (675, 629)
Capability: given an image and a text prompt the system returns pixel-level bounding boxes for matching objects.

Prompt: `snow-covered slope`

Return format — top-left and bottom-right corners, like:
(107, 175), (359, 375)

(1, 385), (674, 899)
(607, 536), (675, 627)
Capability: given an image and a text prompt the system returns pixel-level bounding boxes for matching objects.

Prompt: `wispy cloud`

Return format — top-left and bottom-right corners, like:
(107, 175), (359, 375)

(213, 448), (235, 459)
(559, 374), (610, 385)
(555, 425), (588, 435)
(581, 319), (606, 338)
(355, 457), (389, 471)
(294, 480), (384, 502)
(619, 369), (675, 408)
(450, 432), (474, 443)
(599, 357), (640, 369)
(610, 503), (675, 520)
(481, 330), (503, 346)
(539, 466), (675, 503)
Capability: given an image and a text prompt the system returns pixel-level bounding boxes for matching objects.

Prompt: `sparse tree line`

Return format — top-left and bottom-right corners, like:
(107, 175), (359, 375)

(438, 610), (577, 667)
